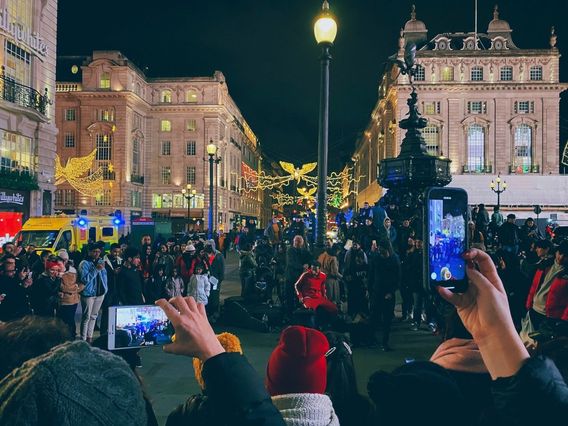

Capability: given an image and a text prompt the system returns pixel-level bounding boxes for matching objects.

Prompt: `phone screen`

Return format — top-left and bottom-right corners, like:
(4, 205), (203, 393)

(108, 305), (174, 350)
(427, 188), (468, 292)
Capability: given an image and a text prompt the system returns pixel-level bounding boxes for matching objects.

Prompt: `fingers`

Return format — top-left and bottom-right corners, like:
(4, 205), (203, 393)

(463, 249), (504, 292)
(156, 298), (180, 321)
(169, 296), (191, 316)
(437, 286), (464, 306)
(197, 302), (207, 317)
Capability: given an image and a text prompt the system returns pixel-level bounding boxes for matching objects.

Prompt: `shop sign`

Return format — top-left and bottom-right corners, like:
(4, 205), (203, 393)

(0, 189), (26, 208)
(0, 9), (49, 58)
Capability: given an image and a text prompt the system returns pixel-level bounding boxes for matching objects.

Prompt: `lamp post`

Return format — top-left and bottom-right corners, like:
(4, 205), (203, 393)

(206, 140), (221, 239)
(313, 0), (337, 251)
(490, 174), (507, 210)
(181, 184), (197, 232)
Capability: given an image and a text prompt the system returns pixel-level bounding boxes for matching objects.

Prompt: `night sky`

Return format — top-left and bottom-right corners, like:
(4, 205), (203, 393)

(57, 0), (568, 170)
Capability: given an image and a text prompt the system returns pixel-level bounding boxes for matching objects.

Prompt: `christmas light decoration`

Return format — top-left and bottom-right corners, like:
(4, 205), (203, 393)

(55, 149), (104, 196)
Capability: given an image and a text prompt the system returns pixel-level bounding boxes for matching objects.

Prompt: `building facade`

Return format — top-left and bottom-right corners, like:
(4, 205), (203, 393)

(0, 0), (57, 245)
(55, 51), (262, 233)
(353, 6), (568, 214)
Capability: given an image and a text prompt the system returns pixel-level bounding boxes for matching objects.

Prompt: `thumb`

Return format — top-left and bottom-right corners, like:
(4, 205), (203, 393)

(437, 286), (463, 307)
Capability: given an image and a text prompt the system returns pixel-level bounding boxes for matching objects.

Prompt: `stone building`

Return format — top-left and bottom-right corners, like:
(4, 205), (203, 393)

(0, 0), (58, 245)
(55, 51), (262, 233)
(353, 6), (567, 215)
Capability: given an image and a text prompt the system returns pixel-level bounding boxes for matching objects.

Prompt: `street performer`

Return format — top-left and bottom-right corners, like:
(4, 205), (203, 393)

(295, 260), (338, 328)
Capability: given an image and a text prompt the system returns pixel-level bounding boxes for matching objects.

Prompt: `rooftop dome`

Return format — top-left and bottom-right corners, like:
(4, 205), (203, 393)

(404, 4), (427, 33)
(487, 5), (511, 33)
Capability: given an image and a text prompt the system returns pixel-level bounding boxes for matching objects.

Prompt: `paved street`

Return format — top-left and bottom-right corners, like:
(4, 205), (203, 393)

(139, 251), (440, 424)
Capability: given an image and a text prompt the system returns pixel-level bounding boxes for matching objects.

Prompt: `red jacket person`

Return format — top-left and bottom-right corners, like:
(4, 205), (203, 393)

(295, 261), (338, 315)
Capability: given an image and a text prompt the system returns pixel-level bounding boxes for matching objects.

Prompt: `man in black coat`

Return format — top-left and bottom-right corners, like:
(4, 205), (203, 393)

(117, 247), (145, 305)
(0, 262), (32, 321)
(284, 236), (312, 315)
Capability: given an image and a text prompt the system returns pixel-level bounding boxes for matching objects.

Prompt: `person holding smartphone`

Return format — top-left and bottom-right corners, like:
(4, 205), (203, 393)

(78, 243), (108, 343)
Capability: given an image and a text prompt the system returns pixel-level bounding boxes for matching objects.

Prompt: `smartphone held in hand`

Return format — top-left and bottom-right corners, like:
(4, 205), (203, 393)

(424, 187), (468, 293)
(107, 305), (175, 350)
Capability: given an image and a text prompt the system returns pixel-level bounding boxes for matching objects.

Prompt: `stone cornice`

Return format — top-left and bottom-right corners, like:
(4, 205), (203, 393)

(398, 83), (567, 92)
(416, 49), (560, 59)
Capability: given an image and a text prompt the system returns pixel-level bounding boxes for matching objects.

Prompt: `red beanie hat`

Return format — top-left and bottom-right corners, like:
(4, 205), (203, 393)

(45, 260), (60, 271)
(266, 326), (329, 396)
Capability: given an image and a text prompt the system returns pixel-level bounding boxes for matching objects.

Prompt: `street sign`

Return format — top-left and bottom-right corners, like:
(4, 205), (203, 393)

(533, 205), (542, 215)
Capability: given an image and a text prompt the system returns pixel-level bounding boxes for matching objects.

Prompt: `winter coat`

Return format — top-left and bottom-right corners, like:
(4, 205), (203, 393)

(526, 263), (568, 320)
(188, 274), (211, 305)
(117, 265), (145, 305)
(0, 275), (31, 321)
(317, 252), (341, 303)
(491, 356), (568, 425)
(59, 267), (84, 306)
(239, 251), (257, 278)
(271, 393), (339, 426)
(285, 247), (312, 283)
(498, 222), (519, 246)
(369, 252), (400, 297)
(145, 275), (168, 304)
(165, 276), (184, 298)
(31, 274), (61, 316)
(208, 250), (225, 281)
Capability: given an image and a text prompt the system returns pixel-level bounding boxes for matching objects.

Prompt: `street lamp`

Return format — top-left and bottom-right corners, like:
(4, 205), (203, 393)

(181, 184), (197, 232)
(206, 140), (221, 239)
(314, 0), (337, 251)
(490, 173), (507, 210)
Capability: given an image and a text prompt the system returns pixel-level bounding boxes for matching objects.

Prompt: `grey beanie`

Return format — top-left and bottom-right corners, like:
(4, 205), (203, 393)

(0, 340), (147, 425)
(206, 239), (216, 250)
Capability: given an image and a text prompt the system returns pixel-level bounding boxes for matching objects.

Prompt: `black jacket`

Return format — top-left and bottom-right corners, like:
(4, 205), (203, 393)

(369, 252), (401, 297)
(30, 274), (60, 316)
(491, 356), (568, 425)
(117, 265), (145, 305)
(0, 275), (31, 321)
(201, 353), (285, 426)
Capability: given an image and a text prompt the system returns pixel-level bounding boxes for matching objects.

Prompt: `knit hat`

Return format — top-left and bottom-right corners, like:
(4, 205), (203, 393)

(45, 259), (60, 271)
(185, 244), (196, 252)
(266, 326), (329, 396)
(205, 239), (216, 250)
(193, 332), (242, 390)
(57, 249), (69, 261)
(0, 340), (147, 425)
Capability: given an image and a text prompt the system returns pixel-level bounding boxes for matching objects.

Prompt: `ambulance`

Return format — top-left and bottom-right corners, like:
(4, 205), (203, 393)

(15, 215), (120, 253)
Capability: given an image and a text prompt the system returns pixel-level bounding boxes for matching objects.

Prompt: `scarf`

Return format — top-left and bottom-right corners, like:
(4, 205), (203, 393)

(271, 393), (339, 426)
(430, 338), (487, 374)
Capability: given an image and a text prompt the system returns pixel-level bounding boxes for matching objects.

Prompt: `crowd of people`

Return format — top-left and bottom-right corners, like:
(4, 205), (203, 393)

(0, 199), (567, 425)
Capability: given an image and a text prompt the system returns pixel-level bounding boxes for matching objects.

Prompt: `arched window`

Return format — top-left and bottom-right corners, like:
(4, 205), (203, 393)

(161, 90), (172, 103)
(99, 72), (110, 89)
(185, 89), (198, 103)
(467, 124), (484, 172)
(422, 125), (440, 156)
(514, 124), (532, 173)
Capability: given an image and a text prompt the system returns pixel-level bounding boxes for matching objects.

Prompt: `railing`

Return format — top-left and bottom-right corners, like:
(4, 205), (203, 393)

(130, 174), (145, 184)
(462, 164), (493, 174)
(0, 67), (49, 116)
(508, 164), (540, 174)
(56, 83), (82, 92)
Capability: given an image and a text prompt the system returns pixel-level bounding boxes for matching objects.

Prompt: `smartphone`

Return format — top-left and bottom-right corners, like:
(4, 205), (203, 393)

(108, 305), (174, 350)
(424, 187), (468, 293)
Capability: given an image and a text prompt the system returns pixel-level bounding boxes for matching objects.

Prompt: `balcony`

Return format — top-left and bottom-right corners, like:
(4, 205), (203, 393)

(56, 83), (82, 92)
(130, 174), (145, 184)
(462, 164), (492, 174)
(0, 68), (50, 116)
(509, 164), (540, 174)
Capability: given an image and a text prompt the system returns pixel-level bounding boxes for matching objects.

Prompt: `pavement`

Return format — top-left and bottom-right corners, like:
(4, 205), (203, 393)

(138, 251), (440, 425)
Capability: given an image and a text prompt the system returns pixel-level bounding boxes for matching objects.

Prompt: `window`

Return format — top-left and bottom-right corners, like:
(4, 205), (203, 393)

(55, 189), (76, 207)
(467, 101), (487, 114)
(500, 66), (513, 81)
(161, 90), (172, 103)
(161, 141), (171, 156)
(131, 191), (141, 208)
(98, 108), (114, 122)
(95, 134), (112, 160)
(186, 119), (197, 131)
(99, 162), (114, 180)
(186, 89), (198, 103)
(186, 166), (196, 184)
(5, 40), (31, 85)
(102, 227), (114, 237)
(514, 124), (532, 172)
(471, 66), (484, 81)
(64, 132), (75, 148)
(0, 130), (34, 173)
(467, 124), (485, 172)
(161, 166), (171, 184)
(441, 67), (454, 81)
(514, 101), (534, 114)
(422, 125), (440, 156)
(65, 109), (76, 121)
(423, 101), (440, 115)
(161, 120), (171, 132)
(95, 190), (112, 206)
(529, 66), (542, 81)
(100, 72), (111, 89)
(415, 65), (425, 81)
(132, 138), (140, 176)
(186, 140), (196, 156)
(56, 230), (72, 251)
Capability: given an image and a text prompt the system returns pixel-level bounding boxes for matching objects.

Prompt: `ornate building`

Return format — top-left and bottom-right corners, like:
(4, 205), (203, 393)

(0, 0), (57, 245)
(353, 6), (567, 213)
(55, 51), (262, 232)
